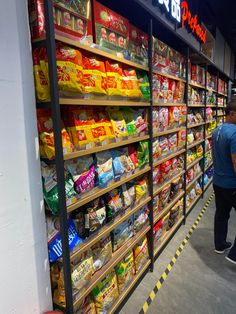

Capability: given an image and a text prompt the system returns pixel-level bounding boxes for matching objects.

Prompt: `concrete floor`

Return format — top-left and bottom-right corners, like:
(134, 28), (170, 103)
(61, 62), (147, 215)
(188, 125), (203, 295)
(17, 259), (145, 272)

(120, 187), (236, 314)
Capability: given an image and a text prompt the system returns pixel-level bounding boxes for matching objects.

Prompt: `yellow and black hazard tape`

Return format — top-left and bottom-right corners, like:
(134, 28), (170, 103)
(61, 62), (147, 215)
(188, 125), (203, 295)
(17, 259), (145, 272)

(140, 193), (215, 314)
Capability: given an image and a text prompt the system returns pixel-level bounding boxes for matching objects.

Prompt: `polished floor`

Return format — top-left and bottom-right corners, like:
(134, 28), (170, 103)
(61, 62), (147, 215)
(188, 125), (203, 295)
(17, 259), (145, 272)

(121, 187), (236, 314)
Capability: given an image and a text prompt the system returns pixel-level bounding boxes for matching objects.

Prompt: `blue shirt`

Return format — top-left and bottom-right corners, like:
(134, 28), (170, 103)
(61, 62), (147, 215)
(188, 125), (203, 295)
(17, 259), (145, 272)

(212, 123), (236, 188)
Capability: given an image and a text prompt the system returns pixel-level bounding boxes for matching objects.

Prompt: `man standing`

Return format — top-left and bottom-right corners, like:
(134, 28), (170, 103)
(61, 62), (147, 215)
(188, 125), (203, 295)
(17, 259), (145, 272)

(212, 100), (236, 264)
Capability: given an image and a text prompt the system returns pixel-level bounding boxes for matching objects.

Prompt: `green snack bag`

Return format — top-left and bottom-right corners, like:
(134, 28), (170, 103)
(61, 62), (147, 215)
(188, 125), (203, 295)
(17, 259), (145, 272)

(121, 108), (137, 136)
(41, 162), (78, 215)
(137, 71), (151, 100)
(115, 250), (134, 292)
(137, 141), (149, 168)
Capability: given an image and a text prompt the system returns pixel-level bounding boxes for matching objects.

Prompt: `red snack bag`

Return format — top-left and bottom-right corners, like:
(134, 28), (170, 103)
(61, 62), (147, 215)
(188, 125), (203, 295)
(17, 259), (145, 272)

(169, 106), (180, 128)
(160, 160), (172, 181)
(168, 79), (176, 102)
(105, 61), (125, 96)
(82, 56), (107, 94)
(128, 146), (138, 169)
(159, 107), (169, 131)
(122, 69), (142, 98)
(153, 165), (162, 185)
(168, 133), (178, 152)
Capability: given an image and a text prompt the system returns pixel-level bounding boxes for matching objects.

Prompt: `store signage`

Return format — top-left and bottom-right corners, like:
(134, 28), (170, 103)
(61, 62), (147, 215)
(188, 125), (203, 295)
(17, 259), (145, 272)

(151, 0), (207, 44)
(181, 1), (207, 44)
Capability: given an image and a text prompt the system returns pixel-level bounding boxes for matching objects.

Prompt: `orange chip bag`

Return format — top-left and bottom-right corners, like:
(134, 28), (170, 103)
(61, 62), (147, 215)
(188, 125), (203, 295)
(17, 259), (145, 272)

(56, 45), (84, 94)
(105, 61), (125, 96)
(82, 56), (107, 94)
(37, 109), (74, 159)
(122, 69), (142, 98)
(33, 48), (50, 101)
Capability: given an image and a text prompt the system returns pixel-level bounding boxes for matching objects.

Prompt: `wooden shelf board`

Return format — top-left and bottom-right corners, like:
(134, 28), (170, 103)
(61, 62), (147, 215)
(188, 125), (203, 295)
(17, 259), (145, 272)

(153, 170), (185, 197)
(186, 172), (203, 190)
(187, 139), (204, 150)
(54, 34), (149, 71)
(153, 127), (185, 137)
(153, 102), (186, 107)
(218, 105), (226, 108)
(67, 166), (151, 212)
(59, 97), (150, 107)
(189, 82), (205, 89)
(154, 216), (184, 256)
(73, 225), (151, 309)
(205, 161), (213, 172)
(154, 191), (185, 224)
(153, 149), (186, 167)
(70, 196), (151, 261)
(63, 135), (150, 160)
(186, 193), (202, 215)
(205, 119), (216, 124)
(153, 69), (186, 82)
(188, 104), (205, 107)
(187, 156), (203, 170)
(218, 92), (227, 97)
(187, 122), (205, 128)
(206, 104), (217, 107)
(108, 259), (151, 314)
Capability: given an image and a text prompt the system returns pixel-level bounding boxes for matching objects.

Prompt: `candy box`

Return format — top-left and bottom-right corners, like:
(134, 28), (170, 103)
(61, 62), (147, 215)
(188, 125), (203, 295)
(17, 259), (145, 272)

(129, 24), (148, 65)
(29, 0), (93, 42)
(93, 1), (129, 54)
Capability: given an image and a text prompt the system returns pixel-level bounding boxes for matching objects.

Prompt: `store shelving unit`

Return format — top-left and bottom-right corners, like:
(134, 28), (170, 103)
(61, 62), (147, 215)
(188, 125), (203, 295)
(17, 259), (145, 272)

(31, 1), (230, 313)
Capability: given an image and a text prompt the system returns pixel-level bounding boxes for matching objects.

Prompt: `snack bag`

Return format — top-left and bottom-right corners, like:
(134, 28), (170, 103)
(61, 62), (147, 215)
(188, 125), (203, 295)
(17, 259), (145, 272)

(107, 108), (128, 138)
(41, 162), (78, 214)
(153, 194), (160, 216)
(179, 106), (187, 126)
(187, 130), (194, 144)
(37, 109), (74, 159)
(136, 71), (151, 100)
(128, 146), (138, 169)
(122, 69), (142, 98)
(105, 188), (124, 221)
(47, 216), (83, 262)
(169, 107), (180, 128)
(162, 212), (170, 234)
(133, 206), (149, 234)
(33, 48), (50, 101)
(159, 107), (169, 131)
(168, 133), (178, 153)
(56, 45), (84, 94)
(84, 198), (106, 236)
(189, 187), (197, 201)
(159, 184), (171, 209)
(112, 216), (134, 251)
(92, 271), (119, 314)
(153, 219), (163, 246)
(105, 61), (124, 96)
(133, 236), (149, 272)
(71, 251), (94, 293)
(96, 151), (114, 188)
(137, 141), (149, 168)
(65, 157), (95, 195)
(75, 296), (97, 314)
(91, 236), (112, 273)
(196, 144), (203, 157)
(159, 136), (169, 156)
(82, 56), (107, 94)
(116, 251), (134, 293)
(195, 181), (202, 195)
(178, 129), (186, 148)
(132, 109), (148, 135)
(153, 165), (162, 185)
(160, 160), (172, 181)
(121, 108), (137, 136)
(168, 203), (180, 229)
(153, 138), (161, 161)
(170, 177), (182, 199)
(153, 108), (159, 133)
(135, 178), (148, 202)
(173, 81), (185, 103)
(122, 183), (135, 209)
(111, 149), (130, 180)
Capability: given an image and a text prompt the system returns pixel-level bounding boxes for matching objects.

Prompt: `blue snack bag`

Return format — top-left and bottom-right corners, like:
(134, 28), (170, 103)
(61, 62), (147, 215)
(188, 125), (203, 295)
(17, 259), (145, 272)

(47, 217), (83, 262)
(96, 151), (114, 188)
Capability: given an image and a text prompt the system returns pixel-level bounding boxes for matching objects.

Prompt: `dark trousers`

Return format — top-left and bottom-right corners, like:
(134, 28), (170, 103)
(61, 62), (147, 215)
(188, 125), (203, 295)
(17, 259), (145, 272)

(213, 184), (236, 256)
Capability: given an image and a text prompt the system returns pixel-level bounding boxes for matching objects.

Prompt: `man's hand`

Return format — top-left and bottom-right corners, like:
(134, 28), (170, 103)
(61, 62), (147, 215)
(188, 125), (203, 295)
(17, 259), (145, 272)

(232, 154), (236, 173)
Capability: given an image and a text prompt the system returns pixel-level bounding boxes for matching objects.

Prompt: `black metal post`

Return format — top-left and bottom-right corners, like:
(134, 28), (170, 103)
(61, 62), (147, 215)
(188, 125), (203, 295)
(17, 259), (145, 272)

(183, 47), (189, 224)
(148, 18), (154, 272)
(43, 1), (74, 313)
(202, 64), (208, 198)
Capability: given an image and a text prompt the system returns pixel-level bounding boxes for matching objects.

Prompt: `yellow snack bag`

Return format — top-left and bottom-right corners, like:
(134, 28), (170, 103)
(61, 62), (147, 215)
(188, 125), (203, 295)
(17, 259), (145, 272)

(92, 271), (119, 313)
(122, 69), (142, 98)
(105, 61), (125, 96)
(116, 251), (134, 293)
(33, 48), (50, 101)
(133, 236), (149, 272)
(106, 108), (128, 138)
(76, 296), (97, 314)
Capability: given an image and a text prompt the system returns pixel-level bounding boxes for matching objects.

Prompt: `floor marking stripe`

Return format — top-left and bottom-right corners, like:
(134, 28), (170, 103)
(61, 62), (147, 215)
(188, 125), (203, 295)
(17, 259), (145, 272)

(139, 192), (214, 314)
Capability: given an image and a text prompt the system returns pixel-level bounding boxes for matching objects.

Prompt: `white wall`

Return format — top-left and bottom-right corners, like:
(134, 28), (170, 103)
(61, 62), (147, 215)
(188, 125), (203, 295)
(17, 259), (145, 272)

(0, 0), (52, 313)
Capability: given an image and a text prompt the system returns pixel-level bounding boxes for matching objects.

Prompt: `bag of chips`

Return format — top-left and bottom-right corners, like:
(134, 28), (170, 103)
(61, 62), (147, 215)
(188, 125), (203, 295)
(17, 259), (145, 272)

(112, 216), (134, 252)
(168, 133), (178, 153)
(105, 188), (124, 221)
(41, 162), (78, 215)
(135, 178), (148, 202)
(91, 236), (112, 273)
(121, 108), (137, 136)
(92, 271), (119, 314)
(47, 216), (83, 262)
(195, 181), (202, 195)
(159, 107), (169, 131)
(122, 183), (136, 209)
(159, 184), (171, 209)
(153, 108), (159, 133)
(153, 165), (162, 185)
(169, 107), (180, 128)
(137, 141), (149, 168)
(153, 194), (160, 215)
(137, 71), (151, 100)
(162, 212), (170, 234)
(132, 108), (148, 135)
(153, 219), (163, 247)
(105, 61), (124, 96)
(133, 206), (149, 234)
(96, 151), (114, 188)
(133, 236), (149, 272)
(159, 136), (169, 156)
(122, 69), (142, 98)
(65, 157), (95, 195)
(178, 129), (186, 148)
(75, 296), (97, 314)
(116, 251), (135, 293)
(111, 149), (130, 180)
(107, 108), (128, 138)
(160, 160), (172, 181)
(82, 56), (107, 94)
(33, 48), (50, 101)
(153, 138), (161, 161)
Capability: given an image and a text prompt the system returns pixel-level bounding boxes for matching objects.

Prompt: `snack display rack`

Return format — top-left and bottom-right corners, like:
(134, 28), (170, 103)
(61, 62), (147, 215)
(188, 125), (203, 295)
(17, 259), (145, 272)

(31, 1), (229, 313)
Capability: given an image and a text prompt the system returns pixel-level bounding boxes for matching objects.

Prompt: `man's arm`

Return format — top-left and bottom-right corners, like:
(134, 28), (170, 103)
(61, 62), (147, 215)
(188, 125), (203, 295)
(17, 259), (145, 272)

(232, 154), (236, 173)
